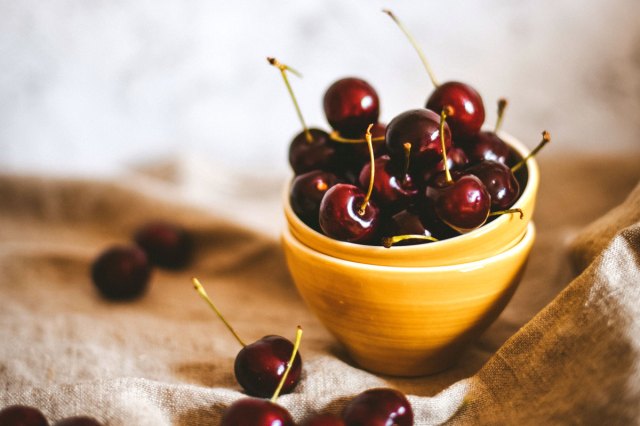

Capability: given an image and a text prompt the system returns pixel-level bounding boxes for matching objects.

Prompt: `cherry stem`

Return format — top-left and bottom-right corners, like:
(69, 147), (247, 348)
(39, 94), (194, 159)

(191, 277), (246, 347)
(440, 106), (453, 184)
(488, 208), (524, 219)
(329, 130), (385, 144)
(358, 124), (376, 216)
(402, 142), (412, 182)
(495, 98), (508, 133)
(382, 9), (440, 88)
(511, 130), (551, 173)
(267, 57), (312, 143)
(382, 234), (438, 248)
(270, 326), (303, 402)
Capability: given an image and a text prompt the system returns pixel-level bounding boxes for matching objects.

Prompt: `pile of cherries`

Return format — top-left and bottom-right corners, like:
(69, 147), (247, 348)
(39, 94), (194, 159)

(279, 10), (549, 247)
(90, 221), (193, 300)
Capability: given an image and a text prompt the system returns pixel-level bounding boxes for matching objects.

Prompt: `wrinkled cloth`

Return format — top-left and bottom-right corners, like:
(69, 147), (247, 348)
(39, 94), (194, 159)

(1, 155), (639, 425)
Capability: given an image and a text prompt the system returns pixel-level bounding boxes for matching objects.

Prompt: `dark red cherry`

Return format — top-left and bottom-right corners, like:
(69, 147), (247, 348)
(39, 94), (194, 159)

(90, 245), (151, 301)
(290, 170), (340, 229)
(418, 146), (469, 187)
(426, 81), (485, 138)
(431, 174), (491, 233)
(221, 398), (294, 426)
(358, 155), (418, 211)
(323, 78), (380, 138)
(133, 221), (193, 270)
(465, 160), (520, 210)
(385, 109), (452, 173)
(234, 335), (302, 398)
(459, 131), (509, 165)
(289, 128), (337, 175)
(0, 405), (49, 426)
(342, 388), (413, 426)
(302, 413), (345, 426)
(318, 184), (380, 244)
(54, 417), (103, 426)
(332, 122), (387, 178)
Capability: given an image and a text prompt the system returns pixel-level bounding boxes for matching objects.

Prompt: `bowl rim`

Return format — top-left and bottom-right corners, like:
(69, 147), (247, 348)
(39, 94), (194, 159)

(284, 131), (539, 254)
(282, 221), (536, 273)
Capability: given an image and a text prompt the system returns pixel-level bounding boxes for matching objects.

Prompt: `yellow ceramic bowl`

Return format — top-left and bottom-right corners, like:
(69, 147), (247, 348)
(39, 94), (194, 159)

(283, 132), (538, 267)
(282, 222), (536, 377)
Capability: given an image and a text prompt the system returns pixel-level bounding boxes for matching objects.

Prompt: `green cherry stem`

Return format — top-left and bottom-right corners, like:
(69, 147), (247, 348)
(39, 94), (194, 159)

(382, 234), (438, 248)
(358, 124), (376, 216)
(495, 98), (508, 133)
(329, 130), (385, 144)
(382, 9), (440, 88)
(511, 130), (551, 173)
(440, 106), (454, 184)
(192, 277), (246, 347)
(488, 208), (524, 219)
(402, 142), (412, 183)
(267, 57), (312, 143)
(270, 326), (303, 402)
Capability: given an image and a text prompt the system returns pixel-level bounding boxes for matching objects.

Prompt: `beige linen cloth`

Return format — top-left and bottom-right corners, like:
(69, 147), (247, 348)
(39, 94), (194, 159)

(1, 155), (639, 425)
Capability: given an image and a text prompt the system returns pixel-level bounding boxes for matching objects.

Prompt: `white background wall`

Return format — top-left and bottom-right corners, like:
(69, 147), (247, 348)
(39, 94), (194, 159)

(1, 0), (639, 180)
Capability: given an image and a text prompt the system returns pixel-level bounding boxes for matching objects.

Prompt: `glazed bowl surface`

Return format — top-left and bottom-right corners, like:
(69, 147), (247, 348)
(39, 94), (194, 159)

(282, 222), (536, 376)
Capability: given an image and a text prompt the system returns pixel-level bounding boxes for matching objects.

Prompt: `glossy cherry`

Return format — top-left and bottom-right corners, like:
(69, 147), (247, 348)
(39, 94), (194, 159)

(323, 77), (380, 138)
(358, 154), (418, 211)
(465, 160), (520, 210)
(191, 279), (302, 398)
(302, 413), (345, 426)
(318, 183), (380, 243)
(342, 388), (414, 426)
(290, 170), (340, 229)
(289, 128), (337, 175)
(385, 108), (452, 173)
(426, 82), (485, 138)
(221, 398), (295, 426)
(234, 335), (302, 398)
(459, 99), (510, 164)
(0, 405), (49, 426)
(133, 221), (193, 270)
(54, 417), (103, 426)
(90, 245), (151, 301)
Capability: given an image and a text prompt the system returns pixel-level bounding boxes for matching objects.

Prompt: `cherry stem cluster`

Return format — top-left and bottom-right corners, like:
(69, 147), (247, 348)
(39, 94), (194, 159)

(270, 326), (303, 402)
(511, 130), (551, 173)
(267, 57), (312, 143)
(358, 124), (376, 216)
(383, 9), (440, 88)
(192, 277), (247, 347)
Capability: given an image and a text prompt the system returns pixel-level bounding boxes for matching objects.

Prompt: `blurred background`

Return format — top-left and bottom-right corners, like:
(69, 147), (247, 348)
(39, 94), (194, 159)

(1, 0), (639, 229)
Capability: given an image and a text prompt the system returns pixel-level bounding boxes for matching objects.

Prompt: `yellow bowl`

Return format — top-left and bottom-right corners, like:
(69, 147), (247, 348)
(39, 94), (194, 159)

(283, 132), (538, 267)
(282, 221), (536, 377)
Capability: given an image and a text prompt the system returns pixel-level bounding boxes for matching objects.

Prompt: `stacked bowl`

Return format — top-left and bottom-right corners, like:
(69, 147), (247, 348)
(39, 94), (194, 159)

(282, 133), (539, 376)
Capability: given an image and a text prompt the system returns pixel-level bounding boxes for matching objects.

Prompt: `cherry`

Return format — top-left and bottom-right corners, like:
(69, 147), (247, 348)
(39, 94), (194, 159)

(268, 57), (336, 175)
(54, 417), (102, 426)
(290, 170), (340, 229)
(381, 208), (438, 248)
(90, 245), (151, 301)
(342, 388), (413, 426)
(192, 278), (302, 398)
(220, 398), (295, 426)
(330, 122), (387, 179)
(385, 108), (452, 173)
(417, 146), (469, 187)
(133, 221), (193, 270)
(383, 9), (485, 138)
(357, 153), (418, 211)
(302, 414), (345, 426)
(0, 405), (48, 426)
(319, 126), (381, 243)
(323, 77), (380, 138)
(465, 160), (520, 210)
(459, 99), (510, 164)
